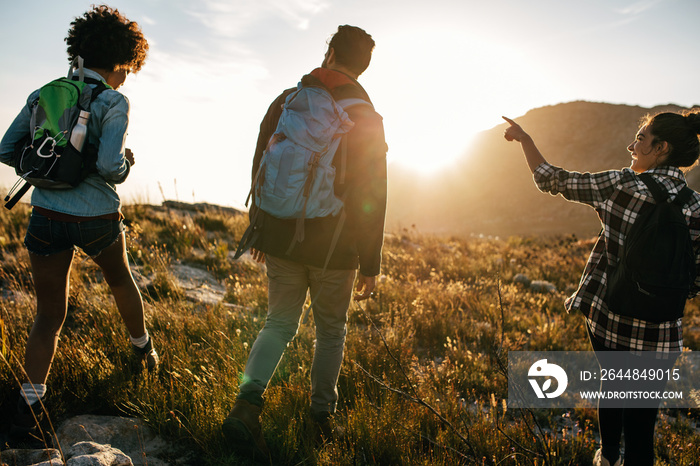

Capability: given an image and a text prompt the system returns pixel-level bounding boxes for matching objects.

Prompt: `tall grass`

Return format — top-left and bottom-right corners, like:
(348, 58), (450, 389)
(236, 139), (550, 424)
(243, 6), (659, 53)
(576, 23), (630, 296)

(0, 204), (698, 465)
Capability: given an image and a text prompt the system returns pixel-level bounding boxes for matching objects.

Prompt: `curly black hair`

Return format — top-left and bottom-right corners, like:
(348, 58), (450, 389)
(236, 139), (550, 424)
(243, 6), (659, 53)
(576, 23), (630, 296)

(65, 5), (148, 73)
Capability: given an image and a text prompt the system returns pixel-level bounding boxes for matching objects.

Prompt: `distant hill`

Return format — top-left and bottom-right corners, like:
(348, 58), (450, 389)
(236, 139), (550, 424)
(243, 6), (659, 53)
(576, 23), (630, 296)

(387, 101), (700, 238)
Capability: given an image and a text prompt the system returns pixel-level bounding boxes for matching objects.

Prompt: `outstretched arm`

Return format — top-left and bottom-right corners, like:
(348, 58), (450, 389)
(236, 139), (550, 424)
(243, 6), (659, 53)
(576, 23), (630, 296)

(502, 116), (547, 173)
(503, 116), (619, 207)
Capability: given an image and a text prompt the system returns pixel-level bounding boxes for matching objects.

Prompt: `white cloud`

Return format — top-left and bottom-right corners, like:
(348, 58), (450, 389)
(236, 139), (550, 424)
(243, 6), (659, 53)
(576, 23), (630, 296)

(616, 0), (667, 15)
(140, 15), (157, 26)
(185, 0), (260, 38)
(271, 0), (329, 30)
(185, 0), (328, 37)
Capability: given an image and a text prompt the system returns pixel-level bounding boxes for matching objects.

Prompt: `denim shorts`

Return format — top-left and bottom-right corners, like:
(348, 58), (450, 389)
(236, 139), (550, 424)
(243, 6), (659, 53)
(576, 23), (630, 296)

(24, 211), (124, 257)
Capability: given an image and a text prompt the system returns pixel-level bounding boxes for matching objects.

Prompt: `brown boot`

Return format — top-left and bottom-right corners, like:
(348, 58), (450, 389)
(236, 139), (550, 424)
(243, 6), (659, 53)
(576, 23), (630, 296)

(222, 399), (270, 461)
(312, 410), (345, 445)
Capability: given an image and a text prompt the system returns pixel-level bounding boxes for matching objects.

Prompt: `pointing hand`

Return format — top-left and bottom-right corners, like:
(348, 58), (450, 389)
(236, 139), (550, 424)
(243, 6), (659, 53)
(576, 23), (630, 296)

(502, 116), (528, 142)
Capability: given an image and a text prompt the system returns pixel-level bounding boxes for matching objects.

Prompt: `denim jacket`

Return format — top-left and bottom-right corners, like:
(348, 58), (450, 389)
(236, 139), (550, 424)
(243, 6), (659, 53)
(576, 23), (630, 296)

(0, 69), (131, 216)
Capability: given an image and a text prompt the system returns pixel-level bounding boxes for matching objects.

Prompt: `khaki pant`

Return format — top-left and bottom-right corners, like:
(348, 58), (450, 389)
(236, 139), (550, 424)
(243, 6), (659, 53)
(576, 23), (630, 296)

(238, 255), (356, 414)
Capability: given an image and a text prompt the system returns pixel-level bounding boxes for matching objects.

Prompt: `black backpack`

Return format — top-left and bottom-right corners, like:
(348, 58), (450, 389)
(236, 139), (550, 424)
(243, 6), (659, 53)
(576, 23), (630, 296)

(605, 173), (696, 322)
(4, 59), (108, 209)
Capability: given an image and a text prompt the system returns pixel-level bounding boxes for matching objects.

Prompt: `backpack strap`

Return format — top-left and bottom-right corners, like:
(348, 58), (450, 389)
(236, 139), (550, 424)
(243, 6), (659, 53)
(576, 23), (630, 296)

(673, 186), (695, 208)
(335, 98), (373, 185)
(336, 98), (373, 110)
(4, 179), (32, 210)
(67, 56), (85, 81)
(72, 76), (110, 109)
(638, 173), (668, 203)
(639, 173), (695, 208)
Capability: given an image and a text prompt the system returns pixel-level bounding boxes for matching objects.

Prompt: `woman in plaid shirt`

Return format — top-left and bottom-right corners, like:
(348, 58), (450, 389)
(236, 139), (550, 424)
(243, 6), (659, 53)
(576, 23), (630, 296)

(504, 111), (700, 466)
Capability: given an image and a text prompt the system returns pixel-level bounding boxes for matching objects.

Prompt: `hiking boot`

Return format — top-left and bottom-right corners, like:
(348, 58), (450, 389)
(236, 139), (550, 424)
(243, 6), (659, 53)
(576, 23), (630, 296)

(9, 397), (44, 437)
(312, 410), (345, 444)
(593, 448), (622, 466)
(222, 399), (270, 461)
(132, 337), (159, 373)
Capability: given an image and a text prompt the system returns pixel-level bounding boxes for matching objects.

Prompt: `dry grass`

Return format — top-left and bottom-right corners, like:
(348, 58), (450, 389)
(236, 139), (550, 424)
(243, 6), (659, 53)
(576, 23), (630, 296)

(0, 204), (698, 465)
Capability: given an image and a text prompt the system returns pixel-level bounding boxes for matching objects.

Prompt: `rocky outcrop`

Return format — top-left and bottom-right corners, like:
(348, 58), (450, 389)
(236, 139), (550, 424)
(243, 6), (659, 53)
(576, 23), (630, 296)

(1, 415), (189, 466)
(64, 442), (133, 465)
(131, 253), (261, 308)
(57, 415), (172, 465)
(512, 273), (558, 294)
(0, 449), (62, 466)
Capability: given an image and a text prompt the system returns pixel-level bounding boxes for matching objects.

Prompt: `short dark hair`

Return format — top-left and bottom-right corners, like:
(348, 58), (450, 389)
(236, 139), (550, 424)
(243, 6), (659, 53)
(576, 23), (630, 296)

(327, 25), (375, 76)
(65, 5), (149, 73)
(643, 109), (700, 170)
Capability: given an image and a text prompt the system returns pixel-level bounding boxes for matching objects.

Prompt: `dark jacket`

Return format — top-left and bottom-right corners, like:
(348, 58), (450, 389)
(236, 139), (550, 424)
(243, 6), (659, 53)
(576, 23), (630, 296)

(249, 68), (387, 276)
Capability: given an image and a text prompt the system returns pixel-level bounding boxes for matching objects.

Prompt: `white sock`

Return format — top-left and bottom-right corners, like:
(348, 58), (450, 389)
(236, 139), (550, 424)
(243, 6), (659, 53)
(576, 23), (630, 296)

(130, 330), (150, 349)
(21, 383), (47, 406)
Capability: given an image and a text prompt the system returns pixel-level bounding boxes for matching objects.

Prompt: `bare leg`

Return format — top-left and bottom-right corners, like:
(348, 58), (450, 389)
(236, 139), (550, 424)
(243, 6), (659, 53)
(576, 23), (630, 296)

(91, 232), (146, 338)
(24, 249), (74, 384)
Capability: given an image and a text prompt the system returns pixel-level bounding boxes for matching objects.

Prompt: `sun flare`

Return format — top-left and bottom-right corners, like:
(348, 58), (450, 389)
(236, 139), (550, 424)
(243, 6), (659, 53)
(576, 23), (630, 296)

(364, 27), (562, 174)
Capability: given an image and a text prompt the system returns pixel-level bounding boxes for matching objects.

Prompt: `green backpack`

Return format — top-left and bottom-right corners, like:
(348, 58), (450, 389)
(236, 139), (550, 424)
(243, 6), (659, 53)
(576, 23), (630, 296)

(4, 57), (109, 209)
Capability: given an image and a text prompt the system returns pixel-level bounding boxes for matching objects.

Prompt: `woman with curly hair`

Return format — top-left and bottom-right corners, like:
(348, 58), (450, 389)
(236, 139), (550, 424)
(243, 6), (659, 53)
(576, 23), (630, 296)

(0, 5), (155, 441)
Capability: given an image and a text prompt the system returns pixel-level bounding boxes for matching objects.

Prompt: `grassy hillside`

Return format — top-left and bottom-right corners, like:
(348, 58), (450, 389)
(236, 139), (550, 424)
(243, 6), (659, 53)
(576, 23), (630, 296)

(388, 101), (700, 237)
(1, 203), (699, 465)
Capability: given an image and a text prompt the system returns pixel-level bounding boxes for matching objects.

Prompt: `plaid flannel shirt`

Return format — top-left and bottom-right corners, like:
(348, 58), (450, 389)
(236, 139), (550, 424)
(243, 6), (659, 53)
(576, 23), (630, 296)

(534, 162), (700, 352)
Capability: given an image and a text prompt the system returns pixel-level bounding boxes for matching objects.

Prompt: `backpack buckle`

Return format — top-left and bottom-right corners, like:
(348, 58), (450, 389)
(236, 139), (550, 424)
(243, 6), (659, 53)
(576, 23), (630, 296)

(36, 137), (57, 158)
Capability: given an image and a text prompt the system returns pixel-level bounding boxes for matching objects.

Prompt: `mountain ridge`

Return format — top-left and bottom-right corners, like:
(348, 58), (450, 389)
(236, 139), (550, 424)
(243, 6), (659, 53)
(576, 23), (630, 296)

(386, 100), (700, 238)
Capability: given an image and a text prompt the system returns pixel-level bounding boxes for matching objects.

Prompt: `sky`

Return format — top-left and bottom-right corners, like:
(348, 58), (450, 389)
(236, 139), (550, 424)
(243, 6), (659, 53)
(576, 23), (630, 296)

(1, 0), (699, 209)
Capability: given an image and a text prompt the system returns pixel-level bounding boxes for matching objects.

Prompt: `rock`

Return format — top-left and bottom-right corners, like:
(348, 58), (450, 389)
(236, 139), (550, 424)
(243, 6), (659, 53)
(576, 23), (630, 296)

(0, 448), (63, 466)
(1, 415), (187, 466)
(57, 416), (170, 466)
(513, 274), (557, 293)
(171, 264), (226, 305)
(529, 280), (558, 294)
(132, 263), (226, 306)
(129, 267), (151, 292)
(65, 442), (131, 466)
(169, 264), (222, 289)
(513, 273), (531, 287)
(230, 250), (266, 271)
(160, 200), (243, 216)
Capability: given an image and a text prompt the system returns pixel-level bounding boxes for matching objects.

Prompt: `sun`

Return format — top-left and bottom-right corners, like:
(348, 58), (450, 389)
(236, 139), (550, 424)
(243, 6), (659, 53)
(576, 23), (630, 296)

(361, 27), (562, 174)
(386, 130), (477, 174)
